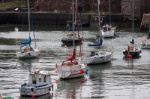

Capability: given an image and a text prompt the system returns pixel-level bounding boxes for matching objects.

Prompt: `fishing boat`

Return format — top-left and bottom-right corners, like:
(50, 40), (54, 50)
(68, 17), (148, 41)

(56, 0), (86, 79)
(123, 39), (141, 58)
(123, 0), (141, 59)
(61, 0), (83, 46)
(84, 0), (112, 65)
(20, 71), (53, 97)
(101, 0), (116, 38)
(16, 0), (39, 59)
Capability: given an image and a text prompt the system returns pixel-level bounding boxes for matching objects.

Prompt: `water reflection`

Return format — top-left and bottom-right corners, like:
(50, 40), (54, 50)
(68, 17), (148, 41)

(55, 77), (86, 99)
(20, 93), (52, 99)
(86, 62), (112, 98)
(1, 27), (150, 99)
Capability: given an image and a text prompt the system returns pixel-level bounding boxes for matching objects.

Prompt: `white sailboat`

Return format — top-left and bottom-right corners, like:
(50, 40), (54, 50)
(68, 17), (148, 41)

(83, 0), (112, 65)
(20, 71), (53, 97)
(56, 0), (86, 79)
(101, 24), (116, 38)
(16, 0), (39, 59)
(141, 36), (150, 49)
(101, 0), (116, 38)
(123, 0), (141, 58)
(140, 14), (150, 49)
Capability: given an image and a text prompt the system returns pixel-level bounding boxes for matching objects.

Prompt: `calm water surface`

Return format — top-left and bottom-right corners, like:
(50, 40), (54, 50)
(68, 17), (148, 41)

(0, 27), (150, 99)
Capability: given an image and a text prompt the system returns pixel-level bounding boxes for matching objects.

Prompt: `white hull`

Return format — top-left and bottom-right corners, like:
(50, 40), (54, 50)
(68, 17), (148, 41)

(17, 49), (39, 59)
(58, 64), (85, 79)
(20, 83), (53, 96)
(141, 44), (150, 49)
(101, 29), (115, 38)
(84, 51), (112, 65)
(141, 39), (150, 49)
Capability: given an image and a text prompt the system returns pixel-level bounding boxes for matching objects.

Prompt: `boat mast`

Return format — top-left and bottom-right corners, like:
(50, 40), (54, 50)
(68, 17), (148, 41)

(72, 0), (75, 47)
(27, 0), (31, 38)
(109, 0), (111, 25)
(72, 0), (76, 59)
(97, 0), (101, 37)
(132, 0), (135, 34)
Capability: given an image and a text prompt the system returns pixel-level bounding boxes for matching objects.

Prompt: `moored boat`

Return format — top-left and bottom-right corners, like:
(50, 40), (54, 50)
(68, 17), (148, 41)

(16, 0), (39, 59)
(20, 71), (53, 97)
(101, 24), (116, 38)
(123, 39), (141, 58)
(61, 33), (82, 46)
(56, 48), (86, 79)
(83, 50), (112, 65)
(16, 37), (39, 59)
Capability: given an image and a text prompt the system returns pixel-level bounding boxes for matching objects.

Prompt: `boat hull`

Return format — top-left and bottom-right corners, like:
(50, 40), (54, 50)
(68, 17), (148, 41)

(84, 51), (112, 65)
(123, 50), (141, 58)
(141, 44), (150, 49)
(58, 64), (85, 79)
(101, 30), (115, 38)
(16, 50), (39, 59)
(61, 38), (82, 46)
(20, 84), (53, 97)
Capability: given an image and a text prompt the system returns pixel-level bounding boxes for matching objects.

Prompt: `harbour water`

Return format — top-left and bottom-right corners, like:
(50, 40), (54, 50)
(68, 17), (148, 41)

(0, 27), (150, 99)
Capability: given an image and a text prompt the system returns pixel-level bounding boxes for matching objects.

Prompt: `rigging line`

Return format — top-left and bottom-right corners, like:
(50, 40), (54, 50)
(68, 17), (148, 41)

(132, 0), (135, 38)
(109, 0), (111, 25)
(97, 0), (102, 37)
(27, 0), (31, 38)
(30, 6), (37, 49)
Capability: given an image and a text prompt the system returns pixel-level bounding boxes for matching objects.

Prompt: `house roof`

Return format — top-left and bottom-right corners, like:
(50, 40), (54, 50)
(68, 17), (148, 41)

(141, 14), (150, 27)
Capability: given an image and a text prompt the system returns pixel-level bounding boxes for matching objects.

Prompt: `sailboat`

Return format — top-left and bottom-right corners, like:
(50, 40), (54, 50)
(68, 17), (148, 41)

(56, 0), (86, 79)
(101, 0), (116, 38)
(61, 0), (83, 46)
(123, 0), (141, 58)
(83, 0), (112, 65)
(140, 14), (150, 49)
(141, 35), (150, 49)
(88, 0), (103, 48)
(16, 0), (39, 59)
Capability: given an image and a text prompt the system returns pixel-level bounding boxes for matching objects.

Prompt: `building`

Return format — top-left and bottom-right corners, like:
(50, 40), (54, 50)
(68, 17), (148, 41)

(121, 0), (150, 20)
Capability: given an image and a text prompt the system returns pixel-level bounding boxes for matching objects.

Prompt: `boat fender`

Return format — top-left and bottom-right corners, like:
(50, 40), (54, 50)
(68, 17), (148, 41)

(49, 87), (51, 91)
(85, 69), (88, 75)
(140, 50), (142, 53)
(31, 88), (34, 92)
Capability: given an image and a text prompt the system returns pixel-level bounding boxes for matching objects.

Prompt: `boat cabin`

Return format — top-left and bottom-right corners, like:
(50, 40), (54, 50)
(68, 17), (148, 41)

(102, 24), (112, 32)
(28, 71), (51, 85)
(20, 46), (33, 53)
